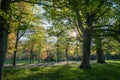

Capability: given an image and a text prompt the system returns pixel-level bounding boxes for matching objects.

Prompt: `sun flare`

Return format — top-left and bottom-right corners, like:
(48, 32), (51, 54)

(71, 32), (77, 37)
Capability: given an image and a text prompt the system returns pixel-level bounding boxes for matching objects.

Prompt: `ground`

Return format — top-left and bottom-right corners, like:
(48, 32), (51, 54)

(3, 60), (120, 80)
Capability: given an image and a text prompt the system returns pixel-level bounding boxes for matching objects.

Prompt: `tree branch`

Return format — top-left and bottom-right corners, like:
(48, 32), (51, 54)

(91, 29), (118, 33)
(92, 25), (114, 29)
(18, 31), (26, 40)
(95, 9), (109, 21)
(92, 33), (119, 37)
(74, 9), (85, 33)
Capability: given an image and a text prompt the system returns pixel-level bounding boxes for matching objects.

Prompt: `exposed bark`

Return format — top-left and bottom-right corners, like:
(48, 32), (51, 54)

(12, 30), (19, 66)
(0, 0), (11, 80)
(75, 9), (92, 69)
(0, 24), (8, 80)
(75, 10), (94, 69)
(79, 30), (92, 69)
(96, 37), (106, 63)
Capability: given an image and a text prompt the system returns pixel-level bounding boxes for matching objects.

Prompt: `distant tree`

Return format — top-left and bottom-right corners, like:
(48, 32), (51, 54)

(95, 37), (105, 63)
(10, 2), (35, 66)
(26, 26), (46, 63)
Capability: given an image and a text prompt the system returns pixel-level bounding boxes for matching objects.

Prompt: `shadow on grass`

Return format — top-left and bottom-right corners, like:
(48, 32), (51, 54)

(4, 62), (59, 69)
(3, 61), (120, 80)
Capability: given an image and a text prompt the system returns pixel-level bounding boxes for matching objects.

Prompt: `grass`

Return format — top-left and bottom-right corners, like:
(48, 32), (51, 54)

(3, 60), (120, 80)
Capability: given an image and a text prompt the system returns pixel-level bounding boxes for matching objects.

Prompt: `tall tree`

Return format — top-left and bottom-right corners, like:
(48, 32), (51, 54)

(70, 0), (113, 69)
(10, 1), (40, 65)
(42, 0), (114, 69)
(0, 0), (11, 80)
(11, 2), (31, 66)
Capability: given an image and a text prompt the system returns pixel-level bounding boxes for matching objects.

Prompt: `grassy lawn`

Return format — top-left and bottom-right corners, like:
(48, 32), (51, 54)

(3, 60), (120, 80)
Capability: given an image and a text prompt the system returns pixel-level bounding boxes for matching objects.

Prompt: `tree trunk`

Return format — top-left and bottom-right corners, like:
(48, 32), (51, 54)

(0, 27), (8, 80)
(38, 48), (41, 63)
(56, 46), (60, 63)
(30, 42), (34, 64)
(12, 43), (18, 66)
(96, 37), (105, 63)
(65, 45), (69, 65)
(0, 0), (11, 80)
(13, 30), (19, 66)
(75, 9), (93, 69)
(80, 30), (91, 69)
(0, 16), (9, 80)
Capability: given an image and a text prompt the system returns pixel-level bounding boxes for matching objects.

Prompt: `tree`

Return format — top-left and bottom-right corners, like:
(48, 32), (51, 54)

(0, 0), (40, 78)
(47, 19), (79, 63)
(0, 0), (11, 80)
(71, 0), (114, 68)
(11, 2), (30, 66)
(10, 1), (41, 65)
(42, 0), (115, 69)
(0, 0), (41, 79)
(102, 37), (120, 59)
(26, 26), (46, 63)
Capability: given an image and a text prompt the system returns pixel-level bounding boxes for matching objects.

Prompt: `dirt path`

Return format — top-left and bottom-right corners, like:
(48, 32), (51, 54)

(4, 61), (81, 68)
